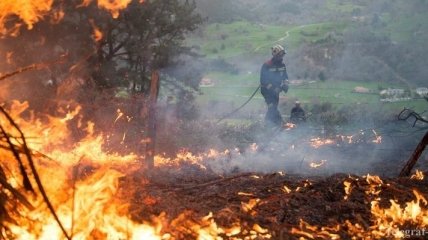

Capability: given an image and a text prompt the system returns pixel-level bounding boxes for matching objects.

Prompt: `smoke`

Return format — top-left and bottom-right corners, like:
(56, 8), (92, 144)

(332, 1), (428, 86)
(180, 121), (426, 178)
(170, 0), (428, 177)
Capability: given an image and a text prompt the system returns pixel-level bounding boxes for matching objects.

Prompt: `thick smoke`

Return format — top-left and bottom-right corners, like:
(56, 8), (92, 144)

(173, 0), (428, 177)
(181, 122), (427, 177)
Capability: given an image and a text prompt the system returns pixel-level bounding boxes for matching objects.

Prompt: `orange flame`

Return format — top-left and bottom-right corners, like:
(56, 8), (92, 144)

(282, 185), (292, 194)
(89, 19), (103, 42)
(310, 137), (335, 148)
(372, 130), (382, 144)
(0, 102), (165, 239)
(0, 0), (54, 36)
(309, 159), (327, 168)
(79, 0), (134, 18)
(411, 170), (425, 181)
(343, 180), (352, 200)
(284, 122), (296, 130)
(371, 190), (428, 238)
(241, 198), (260, 216)
(0, 0), (141, 37)
(290, 189), (428, 239)
(1, 101), (274, 239)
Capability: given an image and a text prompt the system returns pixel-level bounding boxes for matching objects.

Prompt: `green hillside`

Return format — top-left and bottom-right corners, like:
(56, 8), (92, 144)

(189, 0), (428, 122)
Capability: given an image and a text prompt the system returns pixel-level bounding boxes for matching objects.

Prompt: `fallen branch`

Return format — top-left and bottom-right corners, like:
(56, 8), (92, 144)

(0, 55), (67, 82)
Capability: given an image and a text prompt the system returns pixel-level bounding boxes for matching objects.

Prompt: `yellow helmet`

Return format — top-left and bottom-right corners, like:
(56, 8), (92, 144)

(271, 44), (286, 57)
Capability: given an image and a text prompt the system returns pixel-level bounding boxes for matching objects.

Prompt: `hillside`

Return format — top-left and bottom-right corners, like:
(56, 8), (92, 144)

(188, 0), (428, 117)
(192, 0), (428, 84)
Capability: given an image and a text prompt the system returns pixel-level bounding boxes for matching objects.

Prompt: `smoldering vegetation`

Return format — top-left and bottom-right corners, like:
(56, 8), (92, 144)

(1, 0), (427, 178)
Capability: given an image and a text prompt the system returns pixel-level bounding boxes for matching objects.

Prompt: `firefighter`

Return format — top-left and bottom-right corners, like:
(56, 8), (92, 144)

(260, 44), (289, 127)
(290, 101), (306, 123)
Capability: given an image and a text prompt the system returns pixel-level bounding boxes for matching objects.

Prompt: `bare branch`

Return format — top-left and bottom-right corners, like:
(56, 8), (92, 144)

(0, 106), (71, 240)
(398, 108), (428, 127)
(0, 56), (67, 82)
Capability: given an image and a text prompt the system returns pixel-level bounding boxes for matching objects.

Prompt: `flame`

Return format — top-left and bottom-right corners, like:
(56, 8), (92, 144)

(291, 220), (341, 239)
(154, 148), (234, 169)
(311, 130), (383, 148)
(370, 190), (428, 238)
(341, 135), (354, 144)
(154, 150), (206, 169)
(365, 174), (383, 185)
(364, 174), (383, 196)
(241, 198), (260, 215)
(0, 0), (141, 37)
(0, 101), (274, 239)
(169, 211), (270, 239)
(284, 122), (296, 130)
(237, 192), (254, 196)
(282, 185), (292, 194)
(1, 99), (423, 239)
(89, 19), (103, 42)
(290, 189), (428, 239)
(0, 101), (164, 239)
(309, 160), (327, 168)
(249, 143), (258, 152)
(310, 137), (335, 148)
(79, 0), (134, 18)
(372, 130), (382, 144)
(0, 0), (54, 36)
(411, 170), (425, 180)
(114, 108), (124, 123)
(343, 180), (352, 200)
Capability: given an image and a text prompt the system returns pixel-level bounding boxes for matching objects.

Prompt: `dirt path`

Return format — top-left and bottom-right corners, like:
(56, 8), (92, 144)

(252, 24), (309, 52)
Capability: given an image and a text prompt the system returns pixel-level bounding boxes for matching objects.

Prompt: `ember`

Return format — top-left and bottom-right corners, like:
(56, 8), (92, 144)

(0, 1), (427, 239)
(283, 122), (296, 130)
(411, 170), (425, 180)
(309, 159), (327, 168)
(310, 137), (335, 148)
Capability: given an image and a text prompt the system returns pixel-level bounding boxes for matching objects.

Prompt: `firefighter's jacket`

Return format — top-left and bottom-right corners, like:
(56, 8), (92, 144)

(260, 59), (289, 92)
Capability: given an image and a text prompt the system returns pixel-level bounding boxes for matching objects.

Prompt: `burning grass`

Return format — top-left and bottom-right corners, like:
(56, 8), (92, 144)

(0, 101), (427, 239)
(130, 168), (428, 239)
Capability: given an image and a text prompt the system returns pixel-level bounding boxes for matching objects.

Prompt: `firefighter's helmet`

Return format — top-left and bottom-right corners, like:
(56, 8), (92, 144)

(271, 44), (286, 57)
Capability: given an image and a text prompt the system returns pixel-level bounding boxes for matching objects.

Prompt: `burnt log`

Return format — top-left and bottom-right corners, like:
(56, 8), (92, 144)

(399, 131), (428, 177)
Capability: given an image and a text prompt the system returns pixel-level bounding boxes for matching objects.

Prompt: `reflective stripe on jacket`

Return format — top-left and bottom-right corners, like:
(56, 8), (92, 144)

(260, 60), (288, 89)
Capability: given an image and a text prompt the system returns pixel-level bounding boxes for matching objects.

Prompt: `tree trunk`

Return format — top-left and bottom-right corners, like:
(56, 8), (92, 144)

(145, 70), (159, 169)
(399, 131), (428, 177)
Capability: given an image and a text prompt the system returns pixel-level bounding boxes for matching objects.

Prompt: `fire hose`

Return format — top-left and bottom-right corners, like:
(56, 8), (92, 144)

(216, 85), (261, 123)
(216, 81), (315, 124)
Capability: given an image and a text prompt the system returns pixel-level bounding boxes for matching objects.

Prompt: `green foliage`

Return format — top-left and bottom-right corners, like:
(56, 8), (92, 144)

(310, 102), (346, 136)
(189, 0), (428, 123)
(0, 0), (203, 97)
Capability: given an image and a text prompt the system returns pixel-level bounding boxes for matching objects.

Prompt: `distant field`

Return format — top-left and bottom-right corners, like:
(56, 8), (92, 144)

(326, 0), (366, 13)
(189, 18), (427, 120)
(197, 73), (427, 118)
(188, 21), (349, 59)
